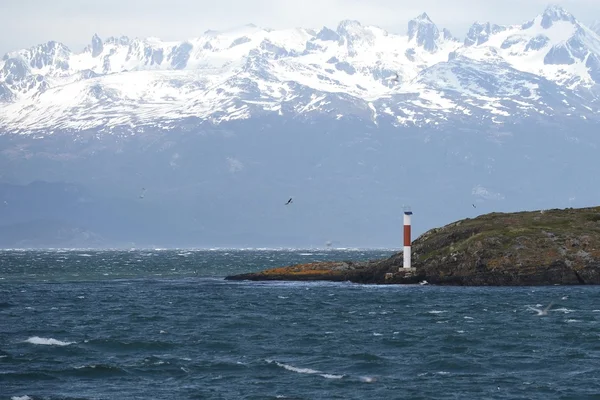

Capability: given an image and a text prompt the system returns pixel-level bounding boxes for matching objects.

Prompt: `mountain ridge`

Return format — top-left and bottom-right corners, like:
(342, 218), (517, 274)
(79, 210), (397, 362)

(1, 5), (600, 134)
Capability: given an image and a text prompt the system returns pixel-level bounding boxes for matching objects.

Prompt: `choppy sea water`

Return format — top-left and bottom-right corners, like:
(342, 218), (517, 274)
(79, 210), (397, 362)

(1, 249), (600, 400)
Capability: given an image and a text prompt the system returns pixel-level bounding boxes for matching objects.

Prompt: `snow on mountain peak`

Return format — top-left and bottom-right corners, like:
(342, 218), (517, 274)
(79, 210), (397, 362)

(336, 19), (367, 40)
(442, 28), (456, 41)
(10, 41), (71, 72)
(316, 27), (340, 42)
(105, 36), (131, 46)
(1, 5), (599, 134)
(408, 13), (441, 52)
(540, 5), (576, 29)
(414, 12), (433, 23)
(456, 5), (600, 89)
(464, 22), (507, 47)
(335, 20), (378, 56)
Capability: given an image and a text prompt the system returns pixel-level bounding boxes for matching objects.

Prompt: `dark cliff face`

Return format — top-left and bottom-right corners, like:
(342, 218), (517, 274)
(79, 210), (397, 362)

(227, 206), (600, 285)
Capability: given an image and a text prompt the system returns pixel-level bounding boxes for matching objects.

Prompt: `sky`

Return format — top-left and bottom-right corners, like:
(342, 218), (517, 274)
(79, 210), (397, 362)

(1, 0), (598, 55)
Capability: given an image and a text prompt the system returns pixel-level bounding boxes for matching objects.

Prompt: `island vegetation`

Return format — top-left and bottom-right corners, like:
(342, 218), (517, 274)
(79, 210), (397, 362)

(226, 206), (600, 285)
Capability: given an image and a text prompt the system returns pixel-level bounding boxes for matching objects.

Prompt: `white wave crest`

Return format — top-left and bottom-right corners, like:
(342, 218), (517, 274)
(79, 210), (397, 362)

(25, 336), (74, 346)
(320, 373), (344, 379)
(277, 362), (319, 375)
(267, 359), (344, 379)
(359, 376), (378, 383)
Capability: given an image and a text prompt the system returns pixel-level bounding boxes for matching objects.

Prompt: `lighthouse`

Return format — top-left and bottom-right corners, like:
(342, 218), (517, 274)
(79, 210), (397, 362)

(403, 207), (413, 270)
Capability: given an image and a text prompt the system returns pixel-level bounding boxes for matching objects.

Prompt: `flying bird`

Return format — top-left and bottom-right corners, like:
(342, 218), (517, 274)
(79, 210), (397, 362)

(472, 204), (477, 208)
(139, 188), (146, 199)
(285, 198), (293, 205)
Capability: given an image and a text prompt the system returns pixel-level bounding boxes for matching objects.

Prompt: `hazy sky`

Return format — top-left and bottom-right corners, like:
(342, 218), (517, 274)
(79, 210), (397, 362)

(1, 0), (598, 55)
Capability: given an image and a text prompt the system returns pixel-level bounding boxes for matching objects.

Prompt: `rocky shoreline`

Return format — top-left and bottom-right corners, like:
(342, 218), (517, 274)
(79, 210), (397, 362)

(226, 207), (600, 285)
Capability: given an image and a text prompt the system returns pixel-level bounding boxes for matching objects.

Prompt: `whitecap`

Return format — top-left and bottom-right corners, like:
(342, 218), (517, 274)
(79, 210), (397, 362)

(359, 376), (377, 383)
(428, 310), (447, 314)
(373, 333), (383, 336)
(11, 396), (32, 400)
(25, 336), (74, 346)
(553, 307), (574, 313)
(276, 362), (319, 374)
(320, 373), (344, 379)
(267, 359), (341, 379)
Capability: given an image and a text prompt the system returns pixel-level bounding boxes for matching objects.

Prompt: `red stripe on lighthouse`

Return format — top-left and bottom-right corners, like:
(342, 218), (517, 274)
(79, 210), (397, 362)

(403, 225), (411, 247)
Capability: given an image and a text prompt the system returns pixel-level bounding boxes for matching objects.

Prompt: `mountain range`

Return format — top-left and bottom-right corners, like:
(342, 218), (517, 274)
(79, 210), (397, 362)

(1, 5), (600, 133)
(1, 5), (600, 248)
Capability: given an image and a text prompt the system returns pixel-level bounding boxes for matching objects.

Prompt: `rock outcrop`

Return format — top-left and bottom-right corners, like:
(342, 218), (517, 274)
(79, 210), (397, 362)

(226, 206), (600, 285)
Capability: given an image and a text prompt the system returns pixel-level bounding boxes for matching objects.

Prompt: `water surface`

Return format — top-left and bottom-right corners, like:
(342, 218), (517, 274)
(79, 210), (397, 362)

(1, 249), (599, 399)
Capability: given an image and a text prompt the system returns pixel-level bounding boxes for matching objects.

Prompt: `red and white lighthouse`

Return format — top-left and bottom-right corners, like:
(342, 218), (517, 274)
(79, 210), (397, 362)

(403, 208), (413, 269)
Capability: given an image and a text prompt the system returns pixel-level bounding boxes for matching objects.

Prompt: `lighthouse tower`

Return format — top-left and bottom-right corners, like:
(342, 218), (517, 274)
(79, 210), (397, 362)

(403, 207), (413, 270)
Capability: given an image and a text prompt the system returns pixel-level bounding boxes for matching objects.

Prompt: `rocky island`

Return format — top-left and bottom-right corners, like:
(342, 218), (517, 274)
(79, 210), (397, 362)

(226, 206), (600, 285)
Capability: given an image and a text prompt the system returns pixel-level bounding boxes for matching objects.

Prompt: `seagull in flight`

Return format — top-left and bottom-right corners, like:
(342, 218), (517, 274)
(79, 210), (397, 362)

(139, 188), (146, 199)
(285, 198), (293, 205)
(528, 302), (553, 316)
(472, 203), (477, 208)
(387, 72), (399, 83)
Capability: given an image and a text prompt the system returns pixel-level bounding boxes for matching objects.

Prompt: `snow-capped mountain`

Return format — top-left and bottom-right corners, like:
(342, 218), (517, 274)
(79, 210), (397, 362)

(1, 5), (600, 134)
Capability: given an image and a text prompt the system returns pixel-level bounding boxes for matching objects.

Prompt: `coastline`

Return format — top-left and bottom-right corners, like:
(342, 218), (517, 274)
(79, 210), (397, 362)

(226, 207), (600, 286)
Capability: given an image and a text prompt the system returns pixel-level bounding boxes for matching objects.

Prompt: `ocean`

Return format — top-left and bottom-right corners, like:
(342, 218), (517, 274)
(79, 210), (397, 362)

(1, 249), (599, 399)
